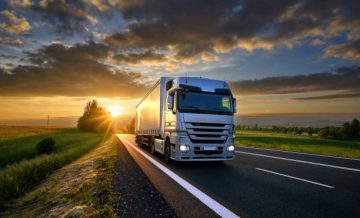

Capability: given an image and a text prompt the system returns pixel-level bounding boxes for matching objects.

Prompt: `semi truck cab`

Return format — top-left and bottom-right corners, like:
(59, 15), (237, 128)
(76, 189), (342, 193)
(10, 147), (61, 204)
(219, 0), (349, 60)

(135, 77), (236, 162)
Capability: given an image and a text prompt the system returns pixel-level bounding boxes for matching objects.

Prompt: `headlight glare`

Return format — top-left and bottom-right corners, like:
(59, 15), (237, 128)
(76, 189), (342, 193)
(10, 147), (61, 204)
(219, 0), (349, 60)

(179, 144), (189, 152)
(227, 145), (235, 152)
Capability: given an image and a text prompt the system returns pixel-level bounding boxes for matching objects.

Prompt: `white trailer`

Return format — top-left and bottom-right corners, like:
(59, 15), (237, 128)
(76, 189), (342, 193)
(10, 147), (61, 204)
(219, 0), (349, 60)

(135, 77), (236, 162)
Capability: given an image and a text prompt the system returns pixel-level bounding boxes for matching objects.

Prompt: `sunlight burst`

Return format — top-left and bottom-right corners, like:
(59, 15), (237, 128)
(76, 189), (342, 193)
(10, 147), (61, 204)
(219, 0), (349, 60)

(108, 106), (121, 117)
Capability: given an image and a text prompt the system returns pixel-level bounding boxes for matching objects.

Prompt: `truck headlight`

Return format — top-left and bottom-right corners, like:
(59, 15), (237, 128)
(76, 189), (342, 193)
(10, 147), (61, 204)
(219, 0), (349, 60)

(179, 144), (190, 152)
(227, 145), (235, 152)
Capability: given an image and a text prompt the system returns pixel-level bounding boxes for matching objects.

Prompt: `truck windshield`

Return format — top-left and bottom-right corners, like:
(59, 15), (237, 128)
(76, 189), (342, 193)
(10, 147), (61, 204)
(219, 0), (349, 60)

(178, 91), (234, 115)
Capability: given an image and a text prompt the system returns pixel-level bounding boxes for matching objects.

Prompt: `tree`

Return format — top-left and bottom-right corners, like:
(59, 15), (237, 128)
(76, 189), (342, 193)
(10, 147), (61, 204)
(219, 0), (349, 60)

(122, 118), (135, 134)
(341, 122), (351, 139)
(350, 119), (360, 138)
(77, 100), (114, 133)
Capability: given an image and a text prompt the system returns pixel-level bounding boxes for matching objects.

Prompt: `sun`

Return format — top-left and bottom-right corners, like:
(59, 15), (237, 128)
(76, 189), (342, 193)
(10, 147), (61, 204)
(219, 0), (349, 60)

(108, 106), (121, 117)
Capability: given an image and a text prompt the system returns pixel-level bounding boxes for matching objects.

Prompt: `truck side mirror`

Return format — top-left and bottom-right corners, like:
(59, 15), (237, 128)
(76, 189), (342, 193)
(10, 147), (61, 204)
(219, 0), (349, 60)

(168, 95), (173, 110)
(233, 98), (237, 113)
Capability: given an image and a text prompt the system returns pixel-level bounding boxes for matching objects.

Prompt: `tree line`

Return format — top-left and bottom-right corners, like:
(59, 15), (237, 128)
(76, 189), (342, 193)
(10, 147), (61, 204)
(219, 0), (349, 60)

(237, 119), (360, 140)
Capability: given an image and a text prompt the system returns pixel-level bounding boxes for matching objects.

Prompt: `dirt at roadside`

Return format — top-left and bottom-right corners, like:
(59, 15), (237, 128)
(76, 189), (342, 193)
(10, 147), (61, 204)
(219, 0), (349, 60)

(113, 140), (176, 218)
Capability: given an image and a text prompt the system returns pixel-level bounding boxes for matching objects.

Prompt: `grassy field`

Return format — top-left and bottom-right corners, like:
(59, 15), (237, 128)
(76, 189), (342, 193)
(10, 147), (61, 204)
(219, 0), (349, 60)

(235, 130), (360, 159)
(0, 126), (65, 142)
(0, 126), (105, 209)
(0, 136), (118, 217)
(0, 127), (102, 168)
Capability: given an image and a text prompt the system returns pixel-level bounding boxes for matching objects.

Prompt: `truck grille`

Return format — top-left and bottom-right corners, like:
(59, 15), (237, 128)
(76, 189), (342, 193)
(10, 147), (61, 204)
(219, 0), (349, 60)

(185, 122), (231, 144)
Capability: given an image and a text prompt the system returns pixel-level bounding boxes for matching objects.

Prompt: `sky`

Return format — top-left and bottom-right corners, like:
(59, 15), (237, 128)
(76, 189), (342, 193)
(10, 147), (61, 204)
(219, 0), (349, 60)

(0, 0), (359, 126)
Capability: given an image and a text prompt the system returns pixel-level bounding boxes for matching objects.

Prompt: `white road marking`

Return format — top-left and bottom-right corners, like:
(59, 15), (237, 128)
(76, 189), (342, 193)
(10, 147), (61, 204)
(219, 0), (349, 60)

(120, 136), (240, 218)
(237, 146), (360, 161)
(256, 168), (334, 189)
(236, 151), (360, 173)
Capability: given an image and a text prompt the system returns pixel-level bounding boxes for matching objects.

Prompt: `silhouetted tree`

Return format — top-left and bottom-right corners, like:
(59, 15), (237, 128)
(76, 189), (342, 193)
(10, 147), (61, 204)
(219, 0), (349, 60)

(77, 100), (114, 133)
(350, 119), (359, 138)
(341, 122), (351, 139)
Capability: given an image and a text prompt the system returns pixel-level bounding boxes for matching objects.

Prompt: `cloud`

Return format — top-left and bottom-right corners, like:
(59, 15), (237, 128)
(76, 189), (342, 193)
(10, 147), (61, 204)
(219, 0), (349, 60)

(323, 40), (360, 60)
(293, 92), (360, 100)
(0, 10), (31, 35)
(112, 50), (166, 65)
(104, 0), (360, 62)
(311, 38), (325, 46)
(229, 66), (360, 95)
(0, 41), (147, 97)
(6, 0), (33, 8)
(0, 36), (22, 45)
(10, 0), (109, 36)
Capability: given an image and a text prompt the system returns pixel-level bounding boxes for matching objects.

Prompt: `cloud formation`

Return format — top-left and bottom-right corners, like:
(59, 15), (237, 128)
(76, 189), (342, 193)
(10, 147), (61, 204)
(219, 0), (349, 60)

(0, 0), (359, 100)
(0, 10), (31, 35)
(0, 41), (146, 97)
(230, 66), (360, 96)
(293, 92), (360, 100)
(324, 40), (360, 60)
(104, 0), (360, 62)
(7, 0), (106, 36)
(112, 50), (166, 65)
(0, 36), (22, 45)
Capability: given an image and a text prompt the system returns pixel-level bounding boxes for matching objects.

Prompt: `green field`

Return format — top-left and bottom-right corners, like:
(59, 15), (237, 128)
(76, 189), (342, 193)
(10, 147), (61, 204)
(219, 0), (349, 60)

(235, 130), (360, 159)
(0, 127), (102, 168)
(0, 126), (105, 209)
(0, 126), (64, 142)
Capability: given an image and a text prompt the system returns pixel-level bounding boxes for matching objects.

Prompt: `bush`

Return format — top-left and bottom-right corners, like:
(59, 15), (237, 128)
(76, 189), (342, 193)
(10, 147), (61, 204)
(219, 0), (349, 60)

(36, 137), (55, 155)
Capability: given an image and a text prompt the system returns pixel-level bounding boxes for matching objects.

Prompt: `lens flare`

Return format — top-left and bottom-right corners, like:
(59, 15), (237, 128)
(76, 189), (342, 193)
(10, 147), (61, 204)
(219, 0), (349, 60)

(108, 106), (121, 117)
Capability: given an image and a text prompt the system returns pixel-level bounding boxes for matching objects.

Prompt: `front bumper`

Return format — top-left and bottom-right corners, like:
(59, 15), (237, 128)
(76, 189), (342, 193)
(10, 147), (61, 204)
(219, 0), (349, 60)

(171, 143), (236, 161)
(169, 128), (236, 161)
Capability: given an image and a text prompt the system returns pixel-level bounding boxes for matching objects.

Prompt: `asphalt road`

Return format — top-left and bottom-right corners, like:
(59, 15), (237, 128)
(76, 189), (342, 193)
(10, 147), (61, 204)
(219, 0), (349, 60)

(116, 134), (360, 218)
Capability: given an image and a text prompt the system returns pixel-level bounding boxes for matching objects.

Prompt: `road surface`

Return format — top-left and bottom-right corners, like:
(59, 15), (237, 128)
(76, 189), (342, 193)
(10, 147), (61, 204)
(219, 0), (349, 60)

(116, 134), (360, 218)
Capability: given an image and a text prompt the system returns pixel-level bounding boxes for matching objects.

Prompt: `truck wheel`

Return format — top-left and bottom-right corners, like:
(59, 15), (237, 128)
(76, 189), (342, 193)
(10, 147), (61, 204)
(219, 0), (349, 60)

(138, 136), (143, 148)
(164, 140), (171, 163)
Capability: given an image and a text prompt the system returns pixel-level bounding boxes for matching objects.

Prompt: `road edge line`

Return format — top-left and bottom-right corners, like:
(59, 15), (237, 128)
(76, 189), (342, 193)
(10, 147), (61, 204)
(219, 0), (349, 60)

(121, 137), (240, 218)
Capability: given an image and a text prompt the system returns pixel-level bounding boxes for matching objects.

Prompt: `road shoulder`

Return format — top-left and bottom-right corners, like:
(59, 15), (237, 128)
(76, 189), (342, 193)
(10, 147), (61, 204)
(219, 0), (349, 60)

(113, 137), (175, 217)
(117, 135), (219, 218)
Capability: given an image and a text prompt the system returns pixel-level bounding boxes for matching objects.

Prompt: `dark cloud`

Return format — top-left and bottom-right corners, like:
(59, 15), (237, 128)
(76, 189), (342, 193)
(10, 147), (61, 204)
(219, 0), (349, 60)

(27, 41), (110, 64)
(17, 0), (106, 36)
(229, 66), (360, 95)
(112, 50), (166, 65)
(293, 92), (360, 100)
(0, 54), (17, 58)
(105, 0), (360, 62)
(324, 39), (360, 60)
(0, 41), (147, 97)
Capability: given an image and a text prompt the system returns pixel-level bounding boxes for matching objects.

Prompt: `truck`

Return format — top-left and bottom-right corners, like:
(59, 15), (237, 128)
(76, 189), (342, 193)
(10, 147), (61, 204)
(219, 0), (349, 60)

(135, 77), (237, 162)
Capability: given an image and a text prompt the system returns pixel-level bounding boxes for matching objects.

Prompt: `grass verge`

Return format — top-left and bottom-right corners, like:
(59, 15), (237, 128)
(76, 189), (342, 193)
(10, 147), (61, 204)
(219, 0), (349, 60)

(236, 130), (360, 159)
(0, 131), (103, 209)
(0, 136), (118, 217)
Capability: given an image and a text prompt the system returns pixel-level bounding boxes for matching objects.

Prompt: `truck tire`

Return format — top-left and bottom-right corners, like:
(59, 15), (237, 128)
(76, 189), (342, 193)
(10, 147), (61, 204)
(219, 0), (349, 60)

(164, 139), (172, 163)
(138, 136), (143, 148)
